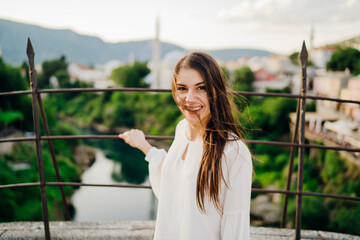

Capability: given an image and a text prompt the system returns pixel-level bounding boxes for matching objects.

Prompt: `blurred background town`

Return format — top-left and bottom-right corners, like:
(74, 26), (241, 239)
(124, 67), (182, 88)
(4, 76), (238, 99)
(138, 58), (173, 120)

(0, 0), (359, 237)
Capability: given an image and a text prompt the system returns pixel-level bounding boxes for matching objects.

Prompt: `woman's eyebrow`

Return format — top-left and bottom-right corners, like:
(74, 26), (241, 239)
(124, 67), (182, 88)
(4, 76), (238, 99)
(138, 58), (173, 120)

(194, 81), (205, 86)
(176, 81), (205, 86)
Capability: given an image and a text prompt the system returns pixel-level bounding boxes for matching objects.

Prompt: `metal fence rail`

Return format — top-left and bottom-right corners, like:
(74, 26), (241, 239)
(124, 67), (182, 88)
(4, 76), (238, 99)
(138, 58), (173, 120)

(1, 182), (360, 202)
(2, 87), (360, 105)
(0, 38), (359, 240)
(1, 136), (359, 152)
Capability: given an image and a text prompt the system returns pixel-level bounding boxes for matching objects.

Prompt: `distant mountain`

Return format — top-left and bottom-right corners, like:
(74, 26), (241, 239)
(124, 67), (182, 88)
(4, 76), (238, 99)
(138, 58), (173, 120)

(207, 49), (273, 61)
(0, 19), (184, 65)
(0, 18), (273, 65)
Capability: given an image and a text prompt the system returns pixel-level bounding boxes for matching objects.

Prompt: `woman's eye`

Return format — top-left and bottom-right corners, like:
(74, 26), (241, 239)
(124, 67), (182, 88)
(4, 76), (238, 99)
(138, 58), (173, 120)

(198, 86), (206, 91)
(177, 87), (187, 91)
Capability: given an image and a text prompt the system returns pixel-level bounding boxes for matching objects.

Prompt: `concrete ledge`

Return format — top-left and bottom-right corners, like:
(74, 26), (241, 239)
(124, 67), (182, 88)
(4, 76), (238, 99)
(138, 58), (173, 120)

(0, 221), (359, 240)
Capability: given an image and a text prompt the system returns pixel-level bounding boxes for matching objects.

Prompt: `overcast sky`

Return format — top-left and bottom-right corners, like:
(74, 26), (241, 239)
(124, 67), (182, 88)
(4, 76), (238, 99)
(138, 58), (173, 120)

(1, 0), (359, 54)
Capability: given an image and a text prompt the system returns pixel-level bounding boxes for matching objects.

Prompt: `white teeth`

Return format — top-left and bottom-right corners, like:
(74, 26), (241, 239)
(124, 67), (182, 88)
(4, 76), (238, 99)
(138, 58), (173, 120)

(188, 107), (201, 111)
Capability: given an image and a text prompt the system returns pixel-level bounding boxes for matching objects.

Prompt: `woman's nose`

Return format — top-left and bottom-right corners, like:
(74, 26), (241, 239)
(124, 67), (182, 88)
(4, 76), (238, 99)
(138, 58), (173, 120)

(186, 90), (195, 102)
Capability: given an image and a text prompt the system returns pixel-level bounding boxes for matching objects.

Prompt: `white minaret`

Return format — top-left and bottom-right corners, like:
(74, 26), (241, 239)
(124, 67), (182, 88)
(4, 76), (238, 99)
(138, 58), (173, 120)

(128, 52), (135, 65)
(152, 17), (161, 89)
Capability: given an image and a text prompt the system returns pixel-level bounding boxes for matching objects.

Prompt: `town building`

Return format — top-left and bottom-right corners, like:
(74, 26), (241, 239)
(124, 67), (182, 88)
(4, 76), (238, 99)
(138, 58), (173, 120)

(309, 46), (336, 69)
(341, 76), (360, 123)
(67, 63), (115, 89)
(313, 70), (352, 112)
(291, 70), (360, 163)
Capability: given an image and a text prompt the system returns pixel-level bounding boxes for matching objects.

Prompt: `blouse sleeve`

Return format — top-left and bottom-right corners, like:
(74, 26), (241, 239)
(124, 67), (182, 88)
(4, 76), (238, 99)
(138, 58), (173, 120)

(221, 141), (253, 240)
(145, 147), (167, 198)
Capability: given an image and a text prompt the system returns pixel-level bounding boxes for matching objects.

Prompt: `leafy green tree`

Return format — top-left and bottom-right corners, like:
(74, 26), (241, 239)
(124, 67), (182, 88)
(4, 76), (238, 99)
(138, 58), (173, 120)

(326, 47), (360, 75)
(0, 58), (28, 93)
(246, 97), (297, 140)
(38, 55), (68, 89)
(233, 66), (254, 92)
(302, 197), (329, 229)
(111, 61), (150, 87)
(0, 140), (79, 221)
(265, 87), (291, 94)
(54, 69), (71, 88)
(330, 204), (360, 235)
(103, 92), (136, 128)
(289, 52), (300, 65)
(0, 57), (32, 130)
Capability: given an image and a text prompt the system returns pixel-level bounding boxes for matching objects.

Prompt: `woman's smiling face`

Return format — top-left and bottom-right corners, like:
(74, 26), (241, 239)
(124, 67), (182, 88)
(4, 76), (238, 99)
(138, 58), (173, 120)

(175, 68), (211, 126)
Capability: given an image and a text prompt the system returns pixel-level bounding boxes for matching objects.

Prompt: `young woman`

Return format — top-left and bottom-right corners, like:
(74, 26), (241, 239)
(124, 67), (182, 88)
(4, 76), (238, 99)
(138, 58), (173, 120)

(119, 52), (252, 240)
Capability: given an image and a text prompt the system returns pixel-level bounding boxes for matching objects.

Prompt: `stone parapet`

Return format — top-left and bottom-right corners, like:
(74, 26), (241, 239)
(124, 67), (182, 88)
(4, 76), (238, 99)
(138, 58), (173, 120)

(0, 221), (359, 240)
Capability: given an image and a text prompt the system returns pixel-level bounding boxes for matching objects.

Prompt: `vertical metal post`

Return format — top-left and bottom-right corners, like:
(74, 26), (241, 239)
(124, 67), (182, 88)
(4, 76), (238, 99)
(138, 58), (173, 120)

(280, 98), (300, 228)
(295, 41), (308, 240)
(38, 94), (71, 220)
(27, 38), (51, 240)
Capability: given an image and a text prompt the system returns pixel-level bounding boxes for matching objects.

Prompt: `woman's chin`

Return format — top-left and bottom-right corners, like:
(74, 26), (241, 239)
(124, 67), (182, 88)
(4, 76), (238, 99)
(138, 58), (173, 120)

(184, 114), (206, 126)
(182, 109), (209, 126)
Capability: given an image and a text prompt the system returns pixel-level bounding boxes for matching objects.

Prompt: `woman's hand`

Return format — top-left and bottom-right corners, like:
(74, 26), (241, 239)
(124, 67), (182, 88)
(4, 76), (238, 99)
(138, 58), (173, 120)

(119, 129), (152, 155)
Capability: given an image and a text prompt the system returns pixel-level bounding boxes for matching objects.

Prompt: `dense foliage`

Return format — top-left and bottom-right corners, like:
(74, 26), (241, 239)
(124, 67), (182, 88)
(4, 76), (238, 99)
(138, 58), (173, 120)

(0, 140), (79, 221)
(110, 61), (150, 87)
(326, 47), (360, 75)
(0, 56), (82, 221)
(0, 58), (32, 130)
(232, 66), (255, 92)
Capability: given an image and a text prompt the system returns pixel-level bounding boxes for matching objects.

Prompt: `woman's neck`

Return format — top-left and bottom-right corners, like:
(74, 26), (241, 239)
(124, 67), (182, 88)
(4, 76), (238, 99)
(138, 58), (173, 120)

(187, 123), (203, 142)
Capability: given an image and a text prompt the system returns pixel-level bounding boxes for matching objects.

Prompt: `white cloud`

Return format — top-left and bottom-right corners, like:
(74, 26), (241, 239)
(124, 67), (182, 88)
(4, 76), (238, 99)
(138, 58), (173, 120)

(344, 0), (356, 8)
(208, 0), (360, 53)
(216, 0), (360, 25)
(0, 0), (359, 54)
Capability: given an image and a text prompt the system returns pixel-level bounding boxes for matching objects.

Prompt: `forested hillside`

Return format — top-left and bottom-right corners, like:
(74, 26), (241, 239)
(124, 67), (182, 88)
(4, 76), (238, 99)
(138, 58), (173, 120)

(0, 18), (272, 65)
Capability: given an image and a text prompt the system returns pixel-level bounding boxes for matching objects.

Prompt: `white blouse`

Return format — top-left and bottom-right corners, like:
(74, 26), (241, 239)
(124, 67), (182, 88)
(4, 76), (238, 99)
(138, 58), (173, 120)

(145, 119), (252, 240)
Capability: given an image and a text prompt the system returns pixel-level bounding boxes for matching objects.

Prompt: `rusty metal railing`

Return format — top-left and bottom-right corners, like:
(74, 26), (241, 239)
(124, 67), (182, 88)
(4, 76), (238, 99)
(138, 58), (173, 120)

(0, 38), (359, 240)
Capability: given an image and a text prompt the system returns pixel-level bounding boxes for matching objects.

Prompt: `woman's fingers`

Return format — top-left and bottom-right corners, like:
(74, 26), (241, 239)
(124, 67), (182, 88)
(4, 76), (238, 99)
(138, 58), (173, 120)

(118, 129), (152, 155)
(119, 129), (145, 147)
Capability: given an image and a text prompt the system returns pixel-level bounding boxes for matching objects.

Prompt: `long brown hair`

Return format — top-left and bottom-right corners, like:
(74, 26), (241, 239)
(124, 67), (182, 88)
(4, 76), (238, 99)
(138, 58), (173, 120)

(172, 52), (245, 213)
